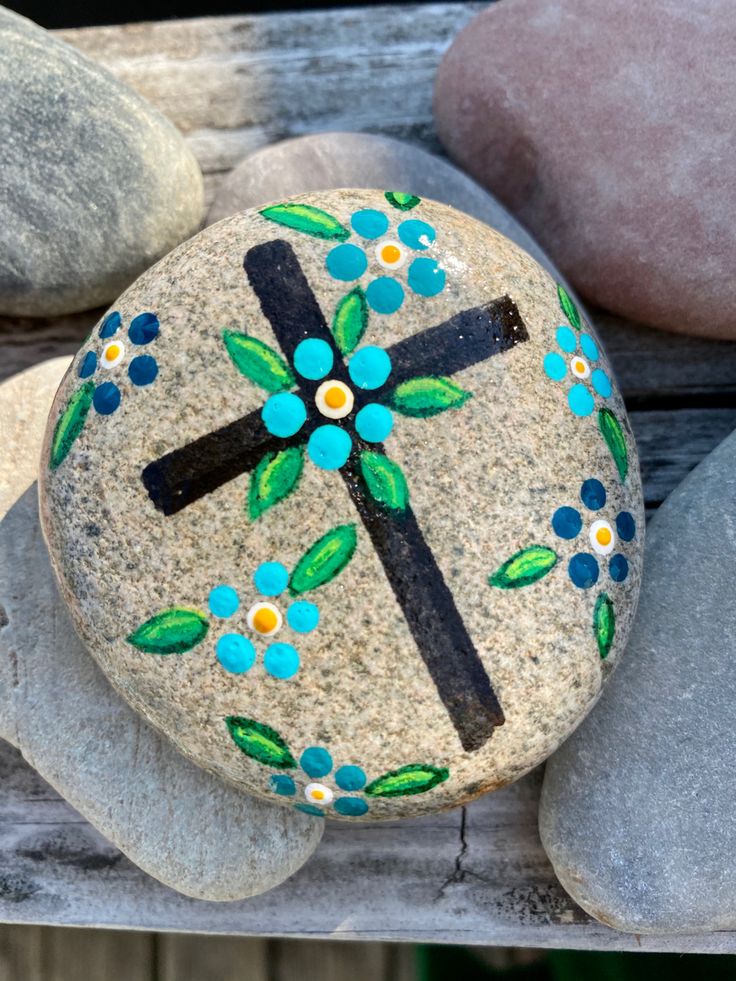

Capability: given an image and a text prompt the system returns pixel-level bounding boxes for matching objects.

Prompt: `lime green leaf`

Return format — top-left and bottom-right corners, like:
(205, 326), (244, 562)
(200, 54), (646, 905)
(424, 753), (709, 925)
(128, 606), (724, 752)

(332, 286), (369, 356)
(289, 524), (357, 595)
(223, 330), (295, 392)
(594, 593), (616, 660)
(49, 380), (95, 470)
(259, 203), (349, 241)
(248, 446), (304, 520)
(225, 716), (296, 769)
(557, 283), (581, 330)
(598, 408), (629, 483)
(390, 376), (471, 418)
(489, 546), (558, 589)
(360, 450), (409, 511)
(127, 608), (208, 654)
(365, 764), (449, 798)
(384, 191), (421, 212)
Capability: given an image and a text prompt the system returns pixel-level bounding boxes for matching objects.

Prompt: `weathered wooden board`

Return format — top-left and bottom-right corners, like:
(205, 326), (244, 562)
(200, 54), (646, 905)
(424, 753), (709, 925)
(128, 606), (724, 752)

(0, 1), (734, 951)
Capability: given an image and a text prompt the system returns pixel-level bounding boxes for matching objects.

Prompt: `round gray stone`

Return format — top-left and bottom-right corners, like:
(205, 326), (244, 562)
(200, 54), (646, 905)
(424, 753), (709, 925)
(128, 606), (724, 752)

(540, 430), (736, 934)
(0, 6), (204, 318)
(0, 360), (323, 900)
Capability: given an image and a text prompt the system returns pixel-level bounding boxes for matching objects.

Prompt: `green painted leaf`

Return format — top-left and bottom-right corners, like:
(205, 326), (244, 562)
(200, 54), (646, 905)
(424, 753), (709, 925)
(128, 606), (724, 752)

(593, 592), (616, 660)
(384, 191), (421, 212)
(365, 764), (449, 798)
(332, 286), (368, 356)
(49, 380), (95, 470)
(390, 376), (472, 418)
(289, 524), (357, 596)
(598, 407), (629, 482)
(127, 608), (209, 654)
(225, 716), (297, 769)
(248, 446), (304, 520)
(489, 546), (558, 589)
(557, 283), (581, 330)
(223, 330), (295, 392)
(360, 451), (409, 511)
(259, 203), (349, 241)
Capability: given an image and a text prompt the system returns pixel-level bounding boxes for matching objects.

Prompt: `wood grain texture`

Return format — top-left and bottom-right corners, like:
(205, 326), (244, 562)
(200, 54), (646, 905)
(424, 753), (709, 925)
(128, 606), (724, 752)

(0, 1), (734, 950)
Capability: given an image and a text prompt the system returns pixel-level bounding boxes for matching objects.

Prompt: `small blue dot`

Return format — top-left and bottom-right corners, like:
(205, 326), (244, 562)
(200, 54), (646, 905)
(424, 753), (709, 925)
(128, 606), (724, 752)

(308, 425), (352, 470)
(208, 584), (239, 618)
(128, 312), (159, 345)
(270, 775), (296, 797)
(93, 381), (121, 415)
(295, 803), (326, 818)
(568, 553), (600, 589)
(254, 562), (289, 597)
(334, 797), (369, 817)
(543, 352), (567, 381)
(326, 243), (368, 281)
(407, 256), (446, 297)
(591, 368), (612, 398)
(556, 325), (577, 353)
(366, 277), (404, 314)
(262, 392), (307, 438)
(79, 351), (97, 378)
(616, 511), (636, 542)
(551, 506), (583, 539)
(128, 354), (158, 386)
(609, 554), (629, 582)
(355, 403), (394, 443)
(264, 642), (300, 679)
(300, 747), (333, 778)
(580, 333), (599, 361)
(581, 478), (607, 511)
(351, 209), (389, 239)
(294, 338), (334, 381)
(216, 634), (256, 674)
(335, 765), (366, 791)
(348, 346), (392, 390)
(398, 219), (436, 250)
(99, 311), (121, 338)
(568, 383), (595, 417)
(287, 601), (319, 633)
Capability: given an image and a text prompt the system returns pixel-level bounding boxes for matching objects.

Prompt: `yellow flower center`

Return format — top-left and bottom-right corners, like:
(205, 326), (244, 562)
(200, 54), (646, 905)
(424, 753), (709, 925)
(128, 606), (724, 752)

(324, 385), (347, 409)
(381, 243), (401, 264)
(311, 789), (326, 801)
(596, 527), (612, 546)
(252, 607), (278, 634)
(104, 343), (121, 362)
(572, 358), (586, 374)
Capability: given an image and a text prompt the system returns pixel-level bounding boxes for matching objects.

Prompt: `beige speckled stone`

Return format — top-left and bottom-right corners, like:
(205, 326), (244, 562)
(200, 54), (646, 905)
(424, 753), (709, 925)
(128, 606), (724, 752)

(39, 190), (644, 821)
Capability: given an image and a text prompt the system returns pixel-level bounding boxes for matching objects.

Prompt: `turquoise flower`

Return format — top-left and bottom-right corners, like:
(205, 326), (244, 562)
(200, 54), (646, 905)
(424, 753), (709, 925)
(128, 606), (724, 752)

(79, 310), (160, 415)
(543, 325), (612, 417)
(269, 745), (370, 818)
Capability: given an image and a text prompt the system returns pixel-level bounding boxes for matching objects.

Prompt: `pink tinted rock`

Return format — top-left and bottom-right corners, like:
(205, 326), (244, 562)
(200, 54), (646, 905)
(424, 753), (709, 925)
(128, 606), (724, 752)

(434, 0), (736, 340)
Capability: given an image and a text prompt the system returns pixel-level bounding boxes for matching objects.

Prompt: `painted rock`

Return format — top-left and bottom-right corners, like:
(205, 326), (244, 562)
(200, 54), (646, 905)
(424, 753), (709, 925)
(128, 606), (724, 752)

(434, 0), (736, 340)
(39, 189), (644, 821)
(0, 5), (203, 317)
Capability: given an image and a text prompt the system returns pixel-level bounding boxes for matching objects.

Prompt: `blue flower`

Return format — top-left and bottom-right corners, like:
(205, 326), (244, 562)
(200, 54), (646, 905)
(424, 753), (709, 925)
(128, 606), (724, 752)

(268, 745), (370, 818)
(543, 325), (612, 418)
(78, 310), (160, 415)
(208, 562), (319, 679)
(260, 340), (395, 470)
(325, 209), (446, 314)
(551, 479), (636, 589)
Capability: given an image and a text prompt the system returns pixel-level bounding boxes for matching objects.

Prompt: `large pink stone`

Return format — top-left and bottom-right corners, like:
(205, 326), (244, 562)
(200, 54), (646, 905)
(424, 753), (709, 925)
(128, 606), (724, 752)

(434, 0), (736, 340)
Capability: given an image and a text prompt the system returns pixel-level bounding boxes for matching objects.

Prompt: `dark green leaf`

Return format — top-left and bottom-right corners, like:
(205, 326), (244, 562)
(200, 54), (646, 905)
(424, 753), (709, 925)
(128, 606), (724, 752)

(248, 446), (304, 520)
(289, 524), (357, 595)
(127, 608), (209, 654)
(49, 380), (95, 470)
(390, 376), (471, 418)
(365, 764), (449, 798)
(223, 330), (295, 392)
(593, 593), (616, 660)
(332, 287), (368, 356)
(557, 283), (581, 330)
(598, 408), (629, 482)
(489, 546), (558, 589)
(259, 203), (349, 241)
(225, 716), (297, 769)
(384, 191), (421, 212)
(360, 451), (409, 511)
